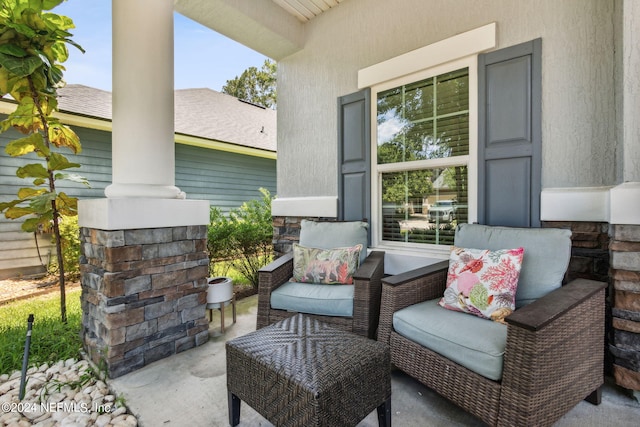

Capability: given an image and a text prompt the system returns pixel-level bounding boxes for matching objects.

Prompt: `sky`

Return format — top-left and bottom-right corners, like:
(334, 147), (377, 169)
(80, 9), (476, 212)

(54, 0), (269, 92)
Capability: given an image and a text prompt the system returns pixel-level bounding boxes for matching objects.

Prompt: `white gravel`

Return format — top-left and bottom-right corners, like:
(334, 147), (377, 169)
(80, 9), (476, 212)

(0, 358), (137, 426)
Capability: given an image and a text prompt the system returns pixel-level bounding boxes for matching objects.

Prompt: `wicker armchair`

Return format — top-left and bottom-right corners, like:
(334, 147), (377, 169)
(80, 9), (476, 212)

(377, 224), (607, 427)
(257, 220), (385, 339)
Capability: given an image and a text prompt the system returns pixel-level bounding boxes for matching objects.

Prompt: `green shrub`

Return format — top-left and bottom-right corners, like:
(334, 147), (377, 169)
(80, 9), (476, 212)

(48, 216), (81, 280)
(207, 207), (235, 277)
(0, 288), (82, 375)
(207, 188), (274, 288)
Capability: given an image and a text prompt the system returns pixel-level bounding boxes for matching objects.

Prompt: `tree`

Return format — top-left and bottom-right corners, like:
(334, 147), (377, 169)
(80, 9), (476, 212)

(0, 0), (87, 322)
(222, 59), (276, 109)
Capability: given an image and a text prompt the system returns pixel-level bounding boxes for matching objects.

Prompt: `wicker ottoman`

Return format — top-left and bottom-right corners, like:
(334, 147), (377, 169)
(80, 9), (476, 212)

(226, 313), (391, 426)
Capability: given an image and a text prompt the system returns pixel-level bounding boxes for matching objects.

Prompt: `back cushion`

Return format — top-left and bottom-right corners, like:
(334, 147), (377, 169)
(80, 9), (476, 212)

(299, 220), (369, 265)
(454, 224), (571, 307)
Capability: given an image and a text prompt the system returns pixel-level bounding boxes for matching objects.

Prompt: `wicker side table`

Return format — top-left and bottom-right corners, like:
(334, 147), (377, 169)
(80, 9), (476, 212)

(226, 313), (391, 427)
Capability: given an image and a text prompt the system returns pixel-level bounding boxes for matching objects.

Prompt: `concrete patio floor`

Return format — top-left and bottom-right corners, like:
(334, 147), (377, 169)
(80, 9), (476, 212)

(109, 294), (640, 426)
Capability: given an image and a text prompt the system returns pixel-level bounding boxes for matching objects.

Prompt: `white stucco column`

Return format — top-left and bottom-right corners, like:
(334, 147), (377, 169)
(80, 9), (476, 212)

(105, 0), (183, 199)
(542, 2), (640, 226)
(609, 0), (640, 226)
(79, 0), (208, 230)
(621, 0), (640, 183)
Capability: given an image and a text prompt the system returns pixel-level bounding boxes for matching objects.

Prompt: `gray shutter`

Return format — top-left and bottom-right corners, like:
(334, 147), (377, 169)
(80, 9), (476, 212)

(337, 88), (371, 242)
(478, 38), (542, 227)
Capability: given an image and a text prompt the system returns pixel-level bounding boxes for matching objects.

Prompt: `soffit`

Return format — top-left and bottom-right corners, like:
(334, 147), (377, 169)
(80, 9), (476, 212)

(272, 0), (346, 22)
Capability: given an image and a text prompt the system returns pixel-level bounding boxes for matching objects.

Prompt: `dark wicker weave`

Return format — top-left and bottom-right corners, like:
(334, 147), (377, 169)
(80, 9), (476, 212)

(377, 261), (607, 427)
(257, 250), (385, 338)
(227, 314), (391, 427)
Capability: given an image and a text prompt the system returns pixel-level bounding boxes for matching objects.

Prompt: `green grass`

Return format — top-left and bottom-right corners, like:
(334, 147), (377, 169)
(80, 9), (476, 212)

(211, 261), (252, 287)
(0, 288), (83, 376)
(225, 266), (252, 287)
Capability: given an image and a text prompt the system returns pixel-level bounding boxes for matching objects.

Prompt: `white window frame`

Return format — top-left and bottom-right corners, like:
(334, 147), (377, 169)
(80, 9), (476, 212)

(358, 23), (495, 258)
(370, 57), (478, 257)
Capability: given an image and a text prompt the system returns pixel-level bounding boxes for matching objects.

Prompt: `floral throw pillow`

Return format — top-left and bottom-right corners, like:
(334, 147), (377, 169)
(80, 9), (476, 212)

(292, 243), (362, 285)
(438, 246), (525, 323)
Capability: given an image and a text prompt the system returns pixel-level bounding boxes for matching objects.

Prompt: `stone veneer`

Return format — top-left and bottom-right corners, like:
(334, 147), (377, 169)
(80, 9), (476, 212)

(609, 225), (640, 394)
(541, 221), (610, 283)
(272, 216), (301, 257)
(79, 225), (210, 378)
(272, 216), (335, 257)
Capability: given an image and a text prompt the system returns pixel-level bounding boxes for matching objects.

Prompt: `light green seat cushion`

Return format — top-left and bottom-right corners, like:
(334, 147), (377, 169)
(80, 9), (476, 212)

(393, 299), (507, 381)
(455, 223), (571, 307)
(270, 281), (354, 317)
(299, 220), (369, 265)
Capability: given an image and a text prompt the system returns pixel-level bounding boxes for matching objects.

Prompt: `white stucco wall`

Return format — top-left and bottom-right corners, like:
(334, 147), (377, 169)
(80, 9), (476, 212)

(620, 0), (640, 182)
(276, 0), (617, 198)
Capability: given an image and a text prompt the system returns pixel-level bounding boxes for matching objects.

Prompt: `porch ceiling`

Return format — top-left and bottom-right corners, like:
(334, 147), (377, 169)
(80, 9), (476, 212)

(272, 0), (346, 22)
(173, 0), (346, 60)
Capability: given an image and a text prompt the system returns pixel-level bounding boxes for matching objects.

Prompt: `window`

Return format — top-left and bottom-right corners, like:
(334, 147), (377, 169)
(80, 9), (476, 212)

(359, 24), (493, 251)
(373, 63), (473, 248)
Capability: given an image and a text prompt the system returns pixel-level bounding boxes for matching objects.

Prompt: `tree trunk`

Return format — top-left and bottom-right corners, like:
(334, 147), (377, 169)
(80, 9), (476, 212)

(51, 201), (67, 323)
(29, 76), (67, 323)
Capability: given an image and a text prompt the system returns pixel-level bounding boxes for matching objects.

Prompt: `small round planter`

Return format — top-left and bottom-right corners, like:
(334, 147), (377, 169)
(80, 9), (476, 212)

(207, 276), (233, 306)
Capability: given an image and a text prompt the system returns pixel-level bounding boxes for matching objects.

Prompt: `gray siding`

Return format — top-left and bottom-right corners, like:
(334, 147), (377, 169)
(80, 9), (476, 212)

(176, 144), (276, 213)
(1, 127), (56, 278)
(1, 125), (114, 277)
(0, 121), (276, 278)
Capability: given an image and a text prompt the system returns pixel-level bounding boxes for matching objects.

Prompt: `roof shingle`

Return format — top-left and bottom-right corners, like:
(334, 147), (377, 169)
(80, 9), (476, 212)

(56, 84), (276, 152)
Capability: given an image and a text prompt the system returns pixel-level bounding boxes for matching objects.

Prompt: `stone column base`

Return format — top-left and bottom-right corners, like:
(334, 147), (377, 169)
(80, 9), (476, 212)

(610, 224), (640, 394)
(272, 216), (337, 257)
(80, 225), (210, 378)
